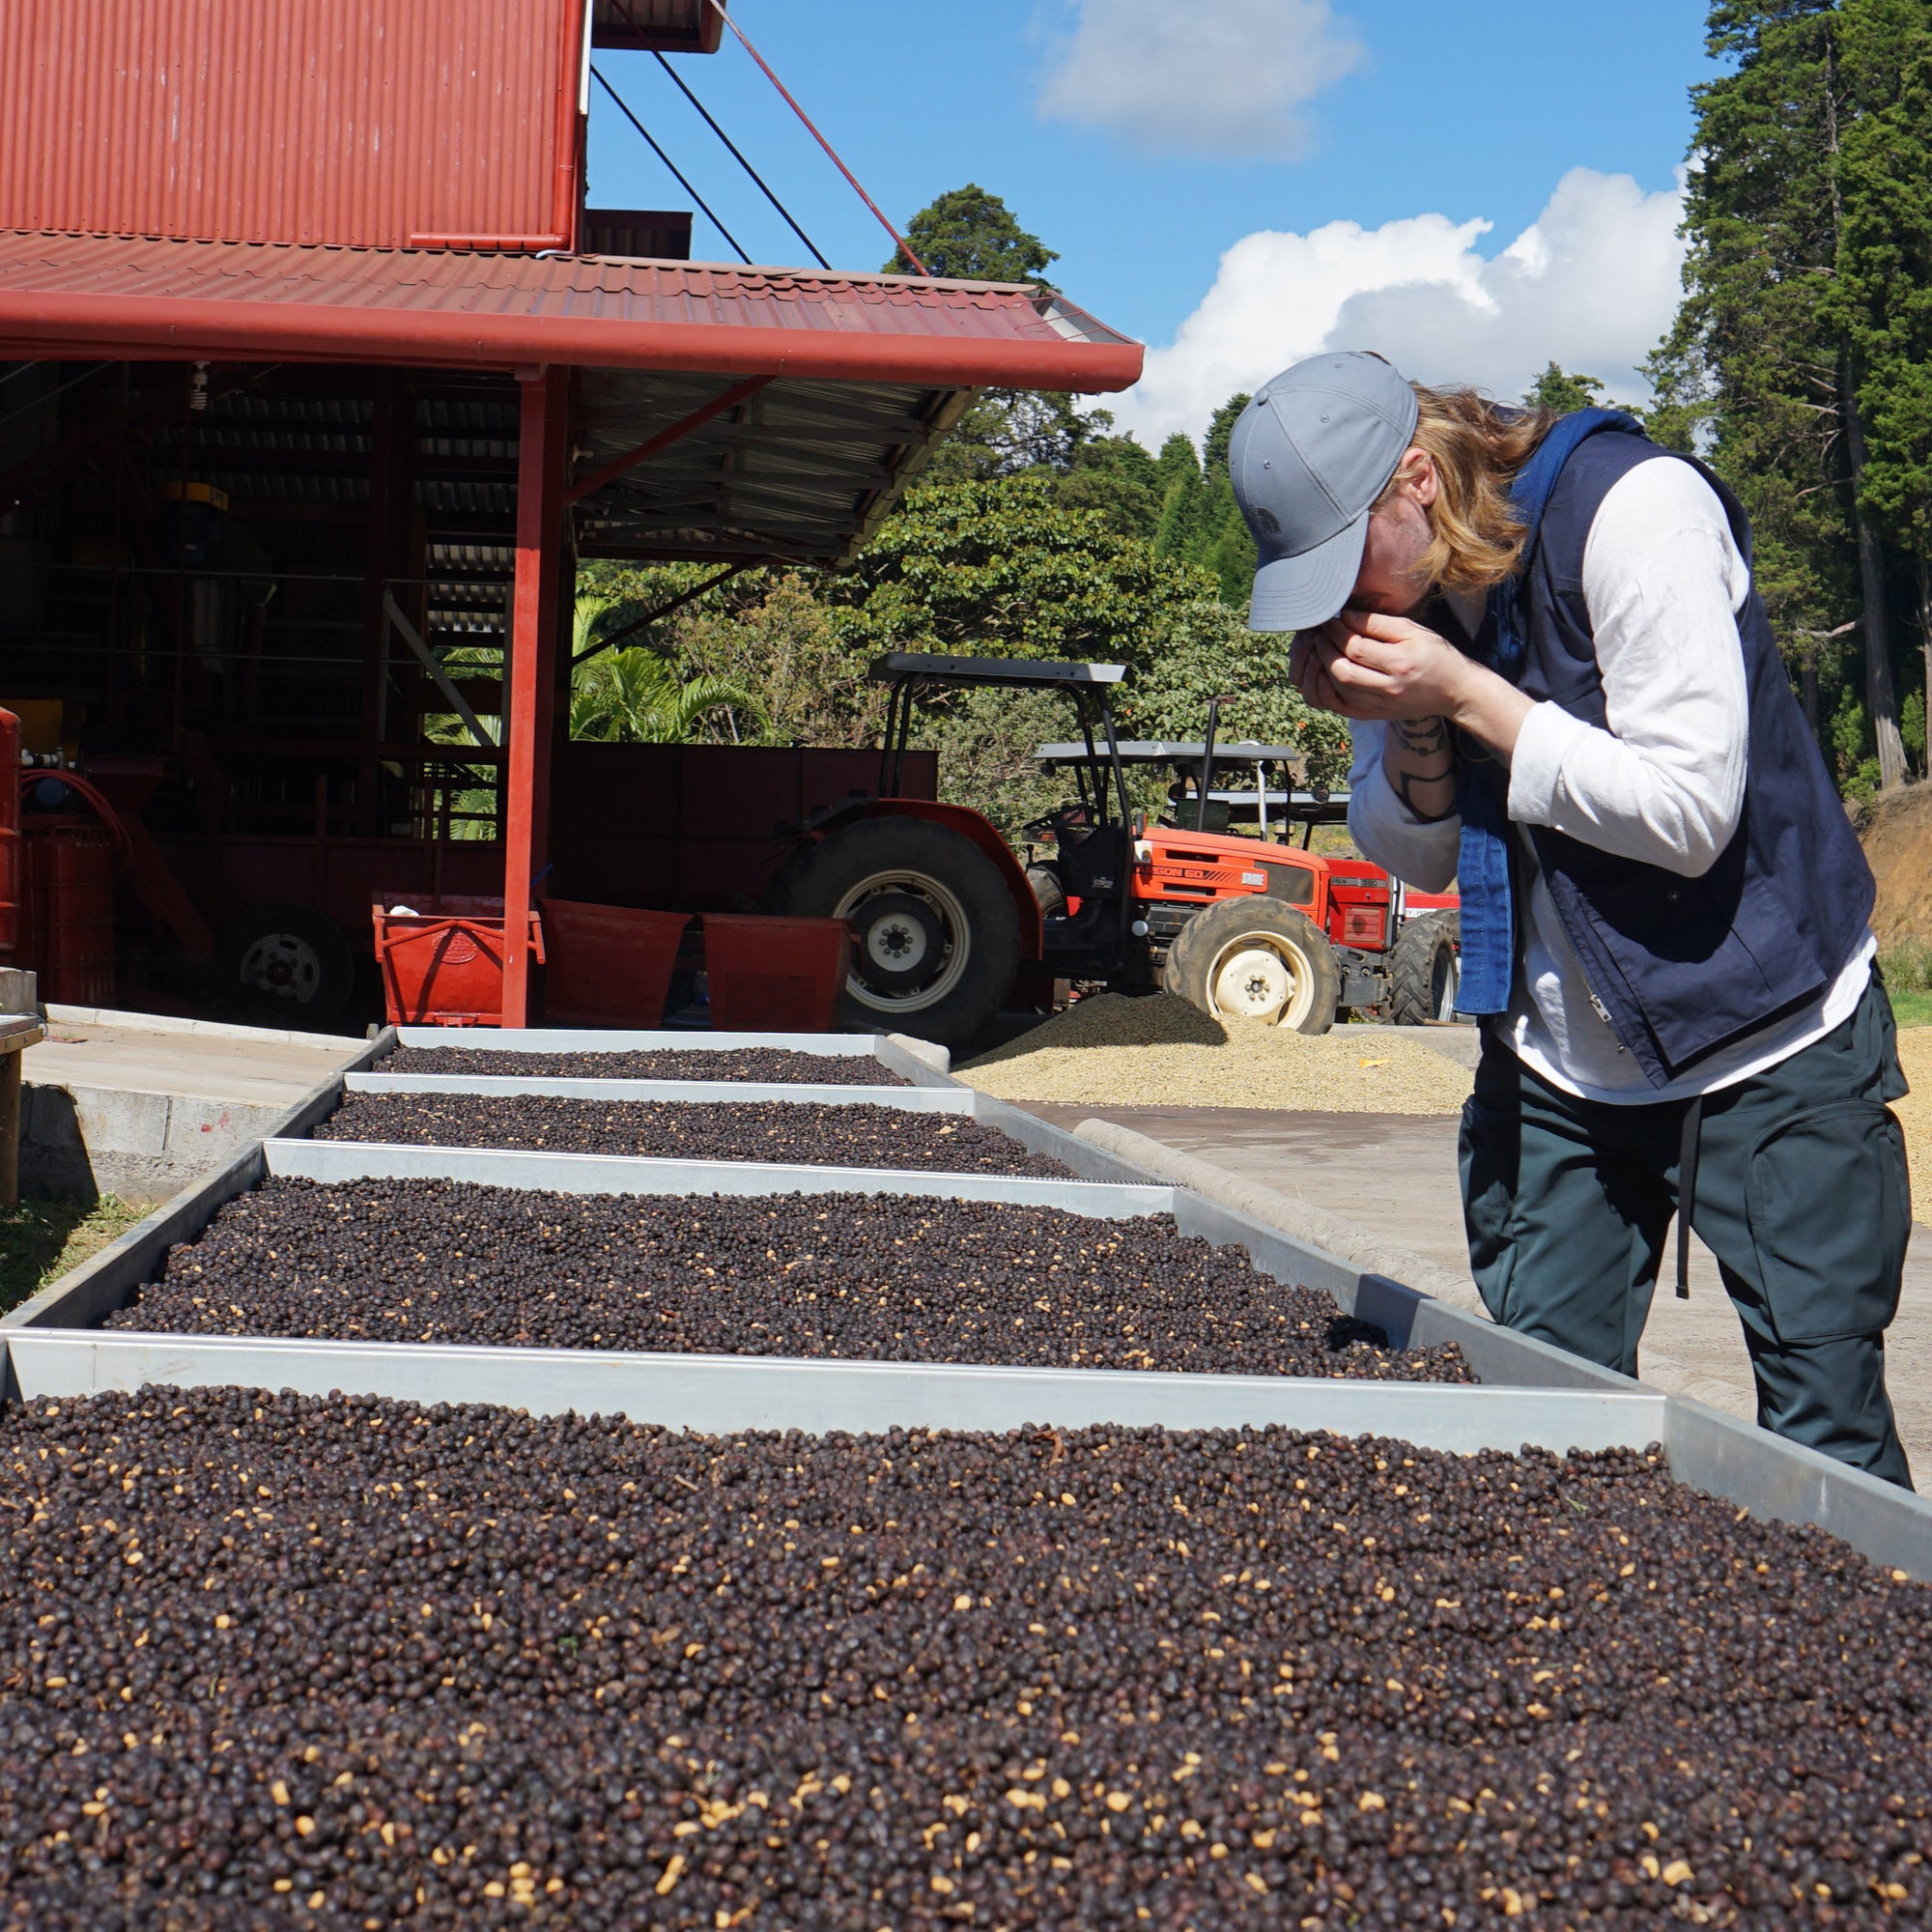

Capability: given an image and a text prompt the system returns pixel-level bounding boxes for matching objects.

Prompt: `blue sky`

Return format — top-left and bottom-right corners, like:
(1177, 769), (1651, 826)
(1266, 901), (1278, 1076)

(587, 1), (1713, 444)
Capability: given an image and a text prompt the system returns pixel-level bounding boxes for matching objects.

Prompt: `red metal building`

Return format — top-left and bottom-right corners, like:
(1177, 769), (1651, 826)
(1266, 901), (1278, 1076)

(0, 0), (1141, 1023)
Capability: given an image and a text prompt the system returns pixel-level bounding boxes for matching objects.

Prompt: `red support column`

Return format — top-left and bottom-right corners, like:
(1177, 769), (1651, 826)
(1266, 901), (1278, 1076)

(502, 367), (569, 1027)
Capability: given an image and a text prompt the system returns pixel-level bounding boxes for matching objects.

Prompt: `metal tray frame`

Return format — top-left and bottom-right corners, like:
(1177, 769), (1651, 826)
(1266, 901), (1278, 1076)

(3, 1022), (1928, 1580)
(346, 1072), (975, 1109)
(391, 1026), (951, 1078)
(8, 1331), (1663, 1454)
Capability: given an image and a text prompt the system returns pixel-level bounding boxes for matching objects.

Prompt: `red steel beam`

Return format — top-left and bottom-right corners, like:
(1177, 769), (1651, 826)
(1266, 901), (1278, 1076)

(0, 301), (1143, 393)
(564, 375), (771, 506)
(501, 368), (570, 1028)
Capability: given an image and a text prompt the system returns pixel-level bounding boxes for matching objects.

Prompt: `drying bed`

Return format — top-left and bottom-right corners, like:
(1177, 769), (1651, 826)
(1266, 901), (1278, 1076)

(103, 1179), (1473, 1383)
(380, 1046), (910, 1087)
(0, 1393), (1926, 1932)
(315, 1094), (1065, 1179)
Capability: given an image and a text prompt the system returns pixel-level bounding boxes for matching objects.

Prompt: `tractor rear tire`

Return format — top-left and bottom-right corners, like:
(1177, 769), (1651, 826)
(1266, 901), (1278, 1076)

(218, 901), (355, 1022)
(775, 815), (1021, 1051)
(1387, 909), (1461, 1025)
(1163, 895), (1341, 1034)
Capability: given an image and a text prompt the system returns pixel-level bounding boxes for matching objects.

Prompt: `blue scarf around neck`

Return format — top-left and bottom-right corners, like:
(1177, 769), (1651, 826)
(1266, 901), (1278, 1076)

(1452, 408), (1645, 1014)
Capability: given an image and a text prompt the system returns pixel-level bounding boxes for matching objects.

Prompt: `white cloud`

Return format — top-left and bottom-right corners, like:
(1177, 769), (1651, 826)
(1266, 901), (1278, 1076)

(1116, 168), (1690, 448)
(1037, 0), (1363, 159)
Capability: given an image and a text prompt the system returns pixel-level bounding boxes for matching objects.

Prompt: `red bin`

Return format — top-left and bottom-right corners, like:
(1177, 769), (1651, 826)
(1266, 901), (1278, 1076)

(536, 898), (692, 1027)
(371, 895), (544, 1027)
(701, 913), (852, 1032)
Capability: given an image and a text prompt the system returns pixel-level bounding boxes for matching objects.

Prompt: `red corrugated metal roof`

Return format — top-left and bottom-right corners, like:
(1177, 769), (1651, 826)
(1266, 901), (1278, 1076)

(0, 232), (1144, 390)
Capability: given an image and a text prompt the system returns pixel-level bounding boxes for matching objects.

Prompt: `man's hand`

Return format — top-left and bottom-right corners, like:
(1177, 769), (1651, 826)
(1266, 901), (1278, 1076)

(1290, 608), (1534, 759)
(1293, 610), (1472, 720)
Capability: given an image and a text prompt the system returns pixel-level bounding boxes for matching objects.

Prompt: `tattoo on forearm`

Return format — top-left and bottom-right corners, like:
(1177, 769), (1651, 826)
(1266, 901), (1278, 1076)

(1387, 712), (1458, 823)
(1391, 716), (1450, 755)
(1392, 766), (1459, 823)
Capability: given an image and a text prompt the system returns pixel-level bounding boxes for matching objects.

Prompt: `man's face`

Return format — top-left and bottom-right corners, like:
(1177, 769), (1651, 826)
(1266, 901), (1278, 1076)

(1342, 449), (1436, 618)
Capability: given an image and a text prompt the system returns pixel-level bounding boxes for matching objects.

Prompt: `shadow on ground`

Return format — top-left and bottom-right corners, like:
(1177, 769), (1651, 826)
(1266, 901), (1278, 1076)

(0, 1196), (144, 1316)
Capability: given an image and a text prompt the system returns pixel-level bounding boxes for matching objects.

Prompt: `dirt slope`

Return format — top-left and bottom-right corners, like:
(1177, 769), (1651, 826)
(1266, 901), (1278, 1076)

(1859, 783), (1932, 948)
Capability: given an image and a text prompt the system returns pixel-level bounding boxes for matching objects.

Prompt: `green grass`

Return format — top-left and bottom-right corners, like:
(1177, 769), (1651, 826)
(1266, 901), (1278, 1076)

(1883, 941), (1932, 1029)
(0, 1196), (146, 1316)
(1889, 989), (1932, 1030)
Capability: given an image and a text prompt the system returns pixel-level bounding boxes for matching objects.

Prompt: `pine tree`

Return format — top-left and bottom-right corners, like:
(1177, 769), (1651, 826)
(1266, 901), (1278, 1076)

(1184, 394), (1260, 607)
(1664, 0), (1911, 788)
(1524, 363), (1607, 414)
(1152, 436), (1205, 567)
(1830, 0), (1932, 765)
(1202, 395), (1251, 479)
(884, 184), (1058, 284)
(1522, 362), (1655, 418)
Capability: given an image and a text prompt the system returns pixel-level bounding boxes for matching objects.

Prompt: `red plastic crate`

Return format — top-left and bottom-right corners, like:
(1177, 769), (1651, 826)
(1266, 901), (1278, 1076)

(701, 913), (852, 1033)
(536, 898), (691, 1028)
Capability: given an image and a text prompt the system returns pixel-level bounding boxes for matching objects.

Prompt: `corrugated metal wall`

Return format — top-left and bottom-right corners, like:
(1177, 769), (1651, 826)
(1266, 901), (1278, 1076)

(0, 0), (585, 250)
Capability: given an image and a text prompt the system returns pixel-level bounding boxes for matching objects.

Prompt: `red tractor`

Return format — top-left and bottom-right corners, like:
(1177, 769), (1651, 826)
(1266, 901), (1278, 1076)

(1028, 724), (1462, 1034)
(772, 654), (1460, 1050)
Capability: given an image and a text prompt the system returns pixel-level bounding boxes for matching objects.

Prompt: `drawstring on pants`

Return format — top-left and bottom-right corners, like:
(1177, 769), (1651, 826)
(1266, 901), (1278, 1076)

(1675, 1094), (1704, 1299)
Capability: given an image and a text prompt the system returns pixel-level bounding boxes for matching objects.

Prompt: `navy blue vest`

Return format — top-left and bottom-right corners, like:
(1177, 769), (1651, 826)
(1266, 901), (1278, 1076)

(1510, 429), (1874, 1088)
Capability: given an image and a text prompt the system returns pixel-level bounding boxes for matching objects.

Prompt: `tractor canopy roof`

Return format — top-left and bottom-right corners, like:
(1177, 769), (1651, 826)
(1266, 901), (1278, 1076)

(1033, 740), (1305, 765)
(873, 653), (1126, 692)
(1208, 788), (1352, 825)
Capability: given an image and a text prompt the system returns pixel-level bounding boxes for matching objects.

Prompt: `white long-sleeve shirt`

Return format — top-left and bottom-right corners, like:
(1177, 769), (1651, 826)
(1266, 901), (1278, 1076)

(1348, 454), (1873, 1104)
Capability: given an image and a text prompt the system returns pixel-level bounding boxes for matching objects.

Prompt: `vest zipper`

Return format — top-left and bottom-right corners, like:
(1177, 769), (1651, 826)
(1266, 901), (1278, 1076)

(1589, 991), (1630, 1054)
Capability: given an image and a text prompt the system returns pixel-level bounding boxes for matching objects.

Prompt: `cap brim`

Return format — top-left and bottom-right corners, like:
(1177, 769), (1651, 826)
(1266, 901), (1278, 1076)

(1245, 512), (1369, 632)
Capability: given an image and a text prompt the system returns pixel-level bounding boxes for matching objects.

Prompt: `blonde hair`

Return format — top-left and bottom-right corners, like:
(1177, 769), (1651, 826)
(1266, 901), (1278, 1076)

(1375, 384), (1559, 594)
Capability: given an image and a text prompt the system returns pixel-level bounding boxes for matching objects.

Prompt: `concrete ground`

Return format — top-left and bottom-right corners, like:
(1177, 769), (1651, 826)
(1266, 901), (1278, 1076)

(1015, 1018), (1932, 1479)
(21, 1009), (364, 1203)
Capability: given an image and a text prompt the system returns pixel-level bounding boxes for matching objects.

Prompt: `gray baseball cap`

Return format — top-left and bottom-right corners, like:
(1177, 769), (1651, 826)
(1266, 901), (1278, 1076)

(1230, 352), (1420, 631)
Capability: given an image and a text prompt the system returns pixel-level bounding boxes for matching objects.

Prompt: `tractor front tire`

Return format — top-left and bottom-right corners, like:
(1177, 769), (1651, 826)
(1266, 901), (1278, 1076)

(1387, 909), (1462, 1025)
(775, 815), (1021, 1050)
(1163, 895), (1341, 1034)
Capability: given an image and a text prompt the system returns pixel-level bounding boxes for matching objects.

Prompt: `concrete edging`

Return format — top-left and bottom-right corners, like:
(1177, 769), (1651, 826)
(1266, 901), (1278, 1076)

(44, 1005), (369, 1051)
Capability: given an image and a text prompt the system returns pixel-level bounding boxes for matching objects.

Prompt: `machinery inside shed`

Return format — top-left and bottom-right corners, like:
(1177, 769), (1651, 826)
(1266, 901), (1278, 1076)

(0, 348), (987, 1017)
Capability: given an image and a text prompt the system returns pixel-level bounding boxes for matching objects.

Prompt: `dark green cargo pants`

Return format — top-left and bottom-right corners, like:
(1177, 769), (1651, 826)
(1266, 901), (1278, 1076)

(1459, 977), (1914, 1489)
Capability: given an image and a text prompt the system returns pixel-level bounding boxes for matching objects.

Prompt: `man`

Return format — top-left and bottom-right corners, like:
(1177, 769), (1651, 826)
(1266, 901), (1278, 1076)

(1229, 351), (1912, 1488)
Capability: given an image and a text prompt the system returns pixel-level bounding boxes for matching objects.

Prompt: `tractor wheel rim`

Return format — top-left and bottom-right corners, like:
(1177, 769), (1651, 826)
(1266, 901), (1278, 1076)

(833, 869), (972, 1013)
(238, 932), (322, 1003)
(1207, 934), (1313, 1027)
(868, 915), (929, 975)
(1433, 947), (1460, 1023)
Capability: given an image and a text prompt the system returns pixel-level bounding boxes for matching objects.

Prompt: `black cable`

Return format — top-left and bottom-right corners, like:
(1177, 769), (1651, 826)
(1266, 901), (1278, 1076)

(651, 51), (832, 270)
(591, 66), (753, 266)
